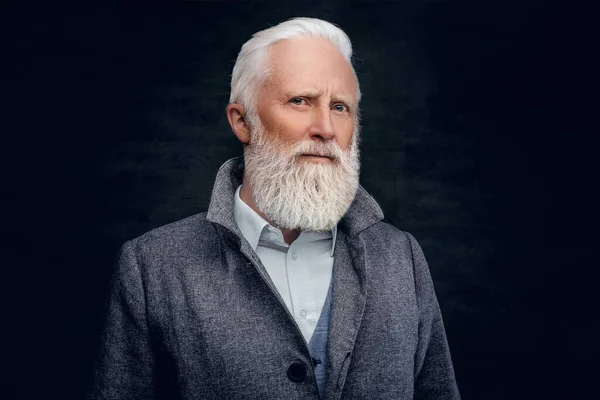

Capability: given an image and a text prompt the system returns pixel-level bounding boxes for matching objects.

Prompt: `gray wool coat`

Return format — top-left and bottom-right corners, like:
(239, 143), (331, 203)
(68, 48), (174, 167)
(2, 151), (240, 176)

(90, 157), (461, 400)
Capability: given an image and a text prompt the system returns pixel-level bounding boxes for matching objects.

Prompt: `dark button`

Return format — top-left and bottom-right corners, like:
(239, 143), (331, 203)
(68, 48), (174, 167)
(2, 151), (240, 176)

(287, 361), (307, 382)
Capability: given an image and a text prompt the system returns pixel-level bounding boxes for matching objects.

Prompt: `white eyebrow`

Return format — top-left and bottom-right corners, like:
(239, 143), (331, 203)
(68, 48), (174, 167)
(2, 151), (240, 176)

(287, 90), (355, 108)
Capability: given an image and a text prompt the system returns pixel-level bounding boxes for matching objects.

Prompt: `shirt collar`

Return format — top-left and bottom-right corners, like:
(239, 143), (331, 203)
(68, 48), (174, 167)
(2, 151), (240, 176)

(233, 185), (338, 256)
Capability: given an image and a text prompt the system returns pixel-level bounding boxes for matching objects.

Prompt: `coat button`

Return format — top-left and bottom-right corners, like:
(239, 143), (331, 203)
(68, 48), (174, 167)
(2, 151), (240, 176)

(287, 360), (307, 382)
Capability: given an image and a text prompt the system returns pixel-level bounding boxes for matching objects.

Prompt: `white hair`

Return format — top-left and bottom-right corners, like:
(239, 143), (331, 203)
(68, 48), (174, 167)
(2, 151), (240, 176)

(229, 17), (362, 121)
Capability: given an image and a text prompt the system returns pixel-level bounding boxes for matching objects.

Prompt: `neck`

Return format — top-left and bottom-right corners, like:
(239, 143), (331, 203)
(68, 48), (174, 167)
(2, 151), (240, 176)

(240, 174), (301, 245)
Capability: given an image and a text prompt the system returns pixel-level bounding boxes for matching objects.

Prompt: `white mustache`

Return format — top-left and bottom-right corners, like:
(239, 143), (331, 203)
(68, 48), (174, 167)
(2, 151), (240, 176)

(290, 142), (343, 161)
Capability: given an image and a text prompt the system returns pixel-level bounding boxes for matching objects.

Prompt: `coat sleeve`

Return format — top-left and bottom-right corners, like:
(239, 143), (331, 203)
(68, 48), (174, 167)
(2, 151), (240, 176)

(89, 240), (156, 399)
(407, 233), (461, 400)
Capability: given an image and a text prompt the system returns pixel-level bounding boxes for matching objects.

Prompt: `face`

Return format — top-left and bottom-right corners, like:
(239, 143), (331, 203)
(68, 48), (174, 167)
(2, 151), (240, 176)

(241, 36), (361, 232)
(255, 35), (358, 158)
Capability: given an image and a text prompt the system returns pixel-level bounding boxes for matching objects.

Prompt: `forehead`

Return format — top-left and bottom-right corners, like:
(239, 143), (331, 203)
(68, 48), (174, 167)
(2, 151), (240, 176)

(262, 36), (357, 102)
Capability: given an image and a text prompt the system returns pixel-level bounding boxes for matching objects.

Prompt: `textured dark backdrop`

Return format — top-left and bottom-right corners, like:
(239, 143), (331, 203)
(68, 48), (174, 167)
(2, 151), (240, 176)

(3, 1), (595, 399)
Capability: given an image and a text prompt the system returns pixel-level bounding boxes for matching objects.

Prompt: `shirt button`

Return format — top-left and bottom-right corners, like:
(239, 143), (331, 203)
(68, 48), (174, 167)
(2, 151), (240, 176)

(300, 309), (307, 318)
(291, 251), (297, 260)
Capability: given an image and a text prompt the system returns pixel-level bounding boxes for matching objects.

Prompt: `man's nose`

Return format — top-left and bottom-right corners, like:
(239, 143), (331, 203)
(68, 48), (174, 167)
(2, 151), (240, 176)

(308, 106), (335, 142)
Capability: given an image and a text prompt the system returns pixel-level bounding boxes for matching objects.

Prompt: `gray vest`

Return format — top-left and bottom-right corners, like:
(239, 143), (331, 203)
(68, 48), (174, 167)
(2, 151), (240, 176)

(307, 281), (333, 399)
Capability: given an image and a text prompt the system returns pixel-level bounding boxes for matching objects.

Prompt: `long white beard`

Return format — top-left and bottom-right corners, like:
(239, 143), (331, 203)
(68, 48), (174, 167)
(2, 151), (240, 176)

(243, 118), (361, 232)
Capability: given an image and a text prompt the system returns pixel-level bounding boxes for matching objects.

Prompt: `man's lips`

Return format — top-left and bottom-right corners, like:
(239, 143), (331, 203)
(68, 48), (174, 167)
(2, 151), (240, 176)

(301, 153), (333, 159)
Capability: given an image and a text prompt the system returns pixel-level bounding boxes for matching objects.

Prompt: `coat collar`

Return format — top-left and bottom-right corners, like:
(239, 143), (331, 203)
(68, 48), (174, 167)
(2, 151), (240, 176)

(206, 156), (384, 240)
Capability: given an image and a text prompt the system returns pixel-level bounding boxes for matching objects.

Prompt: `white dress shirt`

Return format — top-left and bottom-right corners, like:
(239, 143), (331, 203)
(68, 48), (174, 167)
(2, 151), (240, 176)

(233, 185), (336, 344)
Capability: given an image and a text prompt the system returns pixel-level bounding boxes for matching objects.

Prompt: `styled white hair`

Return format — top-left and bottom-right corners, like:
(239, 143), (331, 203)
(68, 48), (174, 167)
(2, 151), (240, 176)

(229, 17), (362, 121)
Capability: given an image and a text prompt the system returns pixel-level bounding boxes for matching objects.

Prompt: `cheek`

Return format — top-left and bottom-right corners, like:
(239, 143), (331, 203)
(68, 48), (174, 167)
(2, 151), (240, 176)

(337, 122), (355, 150)
(272, 112), (310, 141)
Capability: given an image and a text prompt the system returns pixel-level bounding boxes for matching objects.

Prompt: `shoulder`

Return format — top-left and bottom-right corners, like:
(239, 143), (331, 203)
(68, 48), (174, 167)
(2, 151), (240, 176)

(125, 212), (221, 267)
(357, 220), (429, 271)
(359, 221), (435, 300)
(133, 212), (212, 243)
(360, 219), (420, 251)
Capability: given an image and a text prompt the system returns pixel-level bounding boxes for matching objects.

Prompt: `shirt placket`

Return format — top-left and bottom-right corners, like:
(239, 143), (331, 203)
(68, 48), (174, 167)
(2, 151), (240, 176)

(287, 240), (318, 342)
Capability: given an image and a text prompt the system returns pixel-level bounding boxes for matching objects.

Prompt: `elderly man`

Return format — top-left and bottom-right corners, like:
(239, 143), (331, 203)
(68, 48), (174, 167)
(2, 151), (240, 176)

(90, 17), (460, 400)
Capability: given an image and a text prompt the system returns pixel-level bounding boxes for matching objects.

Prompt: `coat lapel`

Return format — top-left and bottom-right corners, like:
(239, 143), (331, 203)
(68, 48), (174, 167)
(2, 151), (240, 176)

(324, 229), (368, 400)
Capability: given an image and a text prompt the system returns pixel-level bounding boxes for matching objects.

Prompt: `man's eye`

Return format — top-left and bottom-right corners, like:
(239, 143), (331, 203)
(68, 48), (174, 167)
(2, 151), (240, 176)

(290, 98), (305, 105)
(333, 104), (348, 112)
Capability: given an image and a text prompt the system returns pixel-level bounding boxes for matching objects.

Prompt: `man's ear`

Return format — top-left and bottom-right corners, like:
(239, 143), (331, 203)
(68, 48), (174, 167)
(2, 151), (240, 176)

(226, 103), (251, 144)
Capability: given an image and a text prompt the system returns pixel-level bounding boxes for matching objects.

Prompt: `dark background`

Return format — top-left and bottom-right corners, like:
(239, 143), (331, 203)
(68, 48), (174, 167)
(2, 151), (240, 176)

(3, 1), (596, 399)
